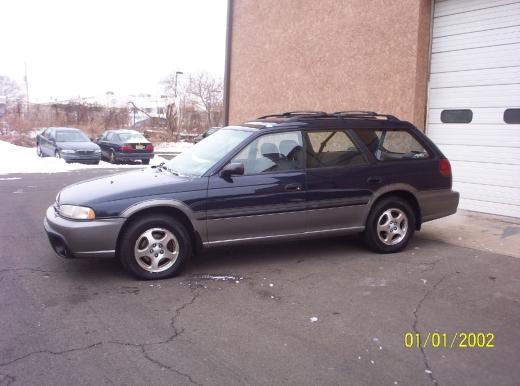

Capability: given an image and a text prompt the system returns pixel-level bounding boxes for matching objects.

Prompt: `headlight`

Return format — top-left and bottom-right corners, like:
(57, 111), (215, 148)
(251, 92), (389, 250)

(94, 149), (101, 153)
(61, 149), (76, 154)
(58, 205), (96, 220)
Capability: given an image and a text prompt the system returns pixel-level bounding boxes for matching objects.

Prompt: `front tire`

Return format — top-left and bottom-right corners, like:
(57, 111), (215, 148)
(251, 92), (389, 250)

(119, 215), (192, 280)
(364, 196), (415, 253)
(37, 143), (44, 157)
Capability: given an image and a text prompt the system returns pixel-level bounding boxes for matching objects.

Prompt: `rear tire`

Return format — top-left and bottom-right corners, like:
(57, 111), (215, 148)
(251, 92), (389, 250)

(119, 214), (192, 280)
(364, 196), (415, 253)
(142, 159), (150, 165)
(109, 150), (117, 164)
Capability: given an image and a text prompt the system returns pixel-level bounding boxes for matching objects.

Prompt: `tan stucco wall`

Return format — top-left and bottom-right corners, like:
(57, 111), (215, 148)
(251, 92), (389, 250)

(228, 0), (432, 127)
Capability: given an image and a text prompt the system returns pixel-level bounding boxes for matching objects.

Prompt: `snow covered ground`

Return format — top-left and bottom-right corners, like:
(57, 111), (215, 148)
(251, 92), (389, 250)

(154, 141), (193, 153)
(0, 141), (171, 175)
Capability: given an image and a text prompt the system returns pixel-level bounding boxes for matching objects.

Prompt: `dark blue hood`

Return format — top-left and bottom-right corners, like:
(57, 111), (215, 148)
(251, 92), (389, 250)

(58, 168), (206, 207)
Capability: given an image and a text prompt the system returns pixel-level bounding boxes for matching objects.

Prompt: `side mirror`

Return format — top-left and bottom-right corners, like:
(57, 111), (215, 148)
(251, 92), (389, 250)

(219, 162), (244, 178)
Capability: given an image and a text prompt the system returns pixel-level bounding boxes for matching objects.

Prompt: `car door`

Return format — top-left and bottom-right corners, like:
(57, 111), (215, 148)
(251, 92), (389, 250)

(46, 129), (57, 156)
(206, 130), (307, 243)
(99, 132), (113, 158)
(303, 129), (374, 232)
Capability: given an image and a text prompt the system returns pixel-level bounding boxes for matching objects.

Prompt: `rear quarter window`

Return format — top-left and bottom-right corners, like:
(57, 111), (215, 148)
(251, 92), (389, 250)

(353, 128), (429, 161)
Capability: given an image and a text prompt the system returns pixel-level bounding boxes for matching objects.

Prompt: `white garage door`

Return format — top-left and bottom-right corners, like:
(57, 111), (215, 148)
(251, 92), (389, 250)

(427, 0), (520, 218)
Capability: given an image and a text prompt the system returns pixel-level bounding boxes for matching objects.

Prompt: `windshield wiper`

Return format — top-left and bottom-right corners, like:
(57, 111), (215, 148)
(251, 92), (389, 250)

(151, 162), (167, 170)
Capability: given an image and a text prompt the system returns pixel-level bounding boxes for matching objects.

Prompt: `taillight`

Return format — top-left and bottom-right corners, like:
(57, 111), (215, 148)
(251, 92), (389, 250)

(145, 144), (154, 152)
(120, 145), (133, 152)
(439, 159), (451, 177)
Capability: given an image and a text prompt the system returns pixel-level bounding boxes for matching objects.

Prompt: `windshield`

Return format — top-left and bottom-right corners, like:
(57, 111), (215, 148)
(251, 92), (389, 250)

(167, 128), (252, 177)
(55, 131), (89, 142)
(118, 132), (147, 142)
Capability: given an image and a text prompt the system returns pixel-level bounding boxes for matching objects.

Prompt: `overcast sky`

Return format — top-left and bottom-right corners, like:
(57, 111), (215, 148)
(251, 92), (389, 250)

(0, 0), (227, 102)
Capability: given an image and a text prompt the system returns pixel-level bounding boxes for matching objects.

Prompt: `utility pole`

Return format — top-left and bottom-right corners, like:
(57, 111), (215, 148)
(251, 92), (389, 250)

(24, 62), (30, 113)
(174, 71), (183, 140)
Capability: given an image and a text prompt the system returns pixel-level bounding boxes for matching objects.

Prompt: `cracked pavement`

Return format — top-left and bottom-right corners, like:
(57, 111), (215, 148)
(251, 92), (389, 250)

(1, 170), (520, 385)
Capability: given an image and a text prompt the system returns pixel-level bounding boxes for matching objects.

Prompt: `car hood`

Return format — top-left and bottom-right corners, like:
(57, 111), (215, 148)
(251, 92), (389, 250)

(58, 168), (203, 206)
(57, 141), (100, 151)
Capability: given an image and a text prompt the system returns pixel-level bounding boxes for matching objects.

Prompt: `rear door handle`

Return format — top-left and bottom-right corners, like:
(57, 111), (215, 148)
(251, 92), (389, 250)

(285, 183), (303, 191)
(367, 176), (382, 184)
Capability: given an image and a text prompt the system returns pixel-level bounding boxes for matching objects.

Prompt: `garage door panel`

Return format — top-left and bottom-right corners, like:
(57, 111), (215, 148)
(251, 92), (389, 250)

(430, 44), (520, 73)
(428, 108), (520, 124)
(458, 198), (520, 218)
(434, 0), (520, 17)
(428, 125), (520, 147)
(455, 181), (520, 205)
(429, 67), (520, 88)
(428, 84), (520, 108)
(451, 161), (520, 188)
(438, 144), (520, 165)
(432, 25), (520, 53)
(433, 3), (520, 36)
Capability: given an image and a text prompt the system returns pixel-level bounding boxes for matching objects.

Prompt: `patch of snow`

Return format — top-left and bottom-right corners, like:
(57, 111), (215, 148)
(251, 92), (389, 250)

(425, 369), (432, 374)
(269, 283), (274, 287)
(309, 316), (318, 322)
(194, 274), (243, 282)
(0, 140), (167, 174)
(154, 141), (193, 153)
(421, 279), (428, 284)
(0, 177), (21, 180)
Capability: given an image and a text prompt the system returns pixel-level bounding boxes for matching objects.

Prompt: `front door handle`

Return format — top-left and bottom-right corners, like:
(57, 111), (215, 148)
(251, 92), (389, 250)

(367, 176), (382, 184)
(285, 183), (303, 191)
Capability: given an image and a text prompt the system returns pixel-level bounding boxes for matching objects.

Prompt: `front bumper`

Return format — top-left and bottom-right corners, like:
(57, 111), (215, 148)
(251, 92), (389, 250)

(61, 153), (101, 164)
(43, 206), (125, 258)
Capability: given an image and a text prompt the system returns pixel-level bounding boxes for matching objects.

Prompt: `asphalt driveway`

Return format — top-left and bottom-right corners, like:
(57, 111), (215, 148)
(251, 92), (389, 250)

(1, 170), (519, 385)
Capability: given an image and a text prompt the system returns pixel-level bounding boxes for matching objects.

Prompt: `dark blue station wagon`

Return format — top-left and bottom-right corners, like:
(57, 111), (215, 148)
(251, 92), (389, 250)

(44, 111), (459, 280)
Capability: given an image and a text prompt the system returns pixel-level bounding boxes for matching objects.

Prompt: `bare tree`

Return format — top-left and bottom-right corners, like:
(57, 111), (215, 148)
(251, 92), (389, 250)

(0, 75), (25, 103)
(185, 72), (223, 128)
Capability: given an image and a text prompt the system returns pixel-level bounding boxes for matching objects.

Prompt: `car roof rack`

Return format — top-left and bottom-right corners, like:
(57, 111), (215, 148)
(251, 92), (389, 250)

(332, 111), (399, 121)
(257, 111), (329, 120)
(256, 110), (401, 122)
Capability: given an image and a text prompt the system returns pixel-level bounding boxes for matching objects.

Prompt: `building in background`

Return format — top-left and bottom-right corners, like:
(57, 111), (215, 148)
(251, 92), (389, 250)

(224, 0), (520, 218)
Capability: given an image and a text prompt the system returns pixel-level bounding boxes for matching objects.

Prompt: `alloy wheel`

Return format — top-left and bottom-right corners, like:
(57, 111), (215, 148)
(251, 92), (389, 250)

(133, 227), (179, 273)
(376, 208), (408, 245)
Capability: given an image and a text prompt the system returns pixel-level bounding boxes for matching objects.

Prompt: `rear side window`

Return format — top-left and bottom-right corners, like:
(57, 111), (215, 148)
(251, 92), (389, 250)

(353, 128), (429, 161)
(305, 130), (366, 168)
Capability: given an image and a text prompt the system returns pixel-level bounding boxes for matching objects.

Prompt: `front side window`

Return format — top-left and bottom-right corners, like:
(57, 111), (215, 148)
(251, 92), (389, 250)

(305, 130), (365, 168)
(353, 128), (429, 161)
(230, 131), (304, 175)
(168, 127), (252, 177)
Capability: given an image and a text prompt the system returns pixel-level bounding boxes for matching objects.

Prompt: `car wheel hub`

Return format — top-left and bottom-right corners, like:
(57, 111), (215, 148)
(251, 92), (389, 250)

(376, 208), (408, 245)
(133, 227), (179, 273)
